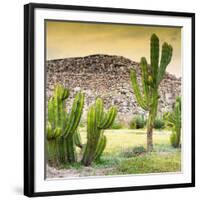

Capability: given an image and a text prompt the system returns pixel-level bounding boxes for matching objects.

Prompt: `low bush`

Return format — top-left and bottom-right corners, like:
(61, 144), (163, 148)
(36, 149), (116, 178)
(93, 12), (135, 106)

(129, 115), (146, 129)
(129, 119), (137, 129)
(153, 117), (165, 129)
(132, 146), (146, 156)
(110, 120), (124, 129)
(122, 146), (146, 158)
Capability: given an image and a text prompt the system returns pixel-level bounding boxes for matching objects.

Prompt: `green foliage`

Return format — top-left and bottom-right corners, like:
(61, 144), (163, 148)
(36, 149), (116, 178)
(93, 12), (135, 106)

(130, 115), (146, 129)
(82, 98), (117, 166)
(153, 117), (165, 129)
(132, 146), (146, 156)
(130, 34), (173, 151)
(94, 134), (107, 161)
(164, 97), (181, 148)
(129, 119), (137, 129)
(153, 143), (178, 153)
(48, 128), (181, 175)
(122, 146), (146, 158)
(116, 152), (181, 174)
(110, 119), (124, 129)
(46, 84), (84, 165)
(170, 133), (179, 148)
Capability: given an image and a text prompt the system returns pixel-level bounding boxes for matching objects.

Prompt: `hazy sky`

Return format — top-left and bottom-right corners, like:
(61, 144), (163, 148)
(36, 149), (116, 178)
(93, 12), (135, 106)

(46, 21), (181, 77)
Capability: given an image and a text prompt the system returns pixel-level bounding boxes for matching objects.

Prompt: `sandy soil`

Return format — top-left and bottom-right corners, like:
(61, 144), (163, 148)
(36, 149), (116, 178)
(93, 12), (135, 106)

(46, 165), (114, 179)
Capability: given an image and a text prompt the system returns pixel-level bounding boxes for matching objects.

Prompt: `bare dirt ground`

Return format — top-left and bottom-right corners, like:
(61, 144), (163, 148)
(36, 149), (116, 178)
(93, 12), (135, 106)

(46, 165), (114, 179)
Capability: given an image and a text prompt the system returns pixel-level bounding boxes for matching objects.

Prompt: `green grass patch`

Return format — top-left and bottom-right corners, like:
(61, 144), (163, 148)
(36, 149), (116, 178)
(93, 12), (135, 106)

(65, 128), (181, 175)
(115, 152), (181, 174)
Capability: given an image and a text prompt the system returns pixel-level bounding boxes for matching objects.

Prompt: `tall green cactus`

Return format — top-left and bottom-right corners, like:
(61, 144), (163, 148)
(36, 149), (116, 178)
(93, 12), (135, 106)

(46, 84), (84, 165)
(164, 97), (181, 148)
(130, 34), (173, 151)
(82, 98), (117, 166)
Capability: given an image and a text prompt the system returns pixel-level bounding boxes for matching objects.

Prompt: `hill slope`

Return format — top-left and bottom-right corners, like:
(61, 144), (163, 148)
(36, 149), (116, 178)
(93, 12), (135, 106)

(46, 54), (181, 121)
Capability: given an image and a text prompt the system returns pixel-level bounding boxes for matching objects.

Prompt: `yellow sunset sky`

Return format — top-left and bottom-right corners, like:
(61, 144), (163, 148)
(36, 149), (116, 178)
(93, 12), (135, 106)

(46, 21), (181, 77)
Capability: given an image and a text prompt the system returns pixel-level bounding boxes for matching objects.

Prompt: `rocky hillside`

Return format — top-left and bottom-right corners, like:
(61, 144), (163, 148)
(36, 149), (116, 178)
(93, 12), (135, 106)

(46, 54), (181, 121)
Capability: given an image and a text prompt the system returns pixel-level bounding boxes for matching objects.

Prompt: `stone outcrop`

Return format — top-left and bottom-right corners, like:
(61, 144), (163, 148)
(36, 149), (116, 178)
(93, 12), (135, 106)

(46, 54), (181, 121)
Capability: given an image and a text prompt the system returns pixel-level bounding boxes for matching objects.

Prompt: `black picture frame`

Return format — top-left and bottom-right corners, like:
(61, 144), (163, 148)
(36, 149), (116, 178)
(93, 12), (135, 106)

(24, 3), (195, 197)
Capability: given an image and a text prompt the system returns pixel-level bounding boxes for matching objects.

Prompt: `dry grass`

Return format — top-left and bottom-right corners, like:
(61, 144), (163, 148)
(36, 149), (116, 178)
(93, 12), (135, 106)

(47, 128), (181, 178)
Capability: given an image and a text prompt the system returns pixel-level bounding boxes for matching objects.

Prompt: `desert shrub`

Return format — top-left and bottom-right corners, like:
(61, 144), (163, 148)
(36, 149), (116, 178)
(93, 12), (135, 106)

(110, 120), (124, 129)
(122, 146), (146, 158)
(130, 115), (146, 129)
(132, 146), (146, 156)
(153, 117), (165, 129)
(129, 119), (137, 129)
(122, 148), (135, 158)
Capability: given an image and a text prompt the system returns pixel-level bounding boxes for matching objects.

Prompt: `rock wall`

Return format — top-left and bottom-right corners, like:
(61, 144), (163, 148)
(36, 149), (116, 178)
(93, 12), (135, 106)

(46, 54), (181, 121)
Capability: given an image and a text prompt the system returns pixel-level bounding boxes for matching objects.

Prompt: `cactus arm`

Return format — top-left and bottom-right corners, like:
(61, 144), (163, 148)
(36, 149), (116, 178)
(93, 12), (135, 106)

(140, 57), (150, 104)
(82, 106), (98, 166)
(63, 92), (84, 163)
(63, 94), (79, 137)
(46, 121), (53, 140)
(157, 43), (173, 84)
(165, 113), (175, 126)
(63, 92), (84, 138)
(175, 98), (181, 130)
(47, 97), (55, 129)
(95, 98), (104, 126)
(130, 69), (148, 110)
(164, 97), (181, 148)
(150, 34), (159, 85)
(87, 105), (96, 139)
(54, 84), (69, 101)
(94, 134), (107, 161)
(74, 129), (83, 149)
(61, 87), (70, 100)
(47, 97), (63, 138)
(54, 85), (69, 130)
(99, 107), (117, 129)
(68, 93), (84, 134)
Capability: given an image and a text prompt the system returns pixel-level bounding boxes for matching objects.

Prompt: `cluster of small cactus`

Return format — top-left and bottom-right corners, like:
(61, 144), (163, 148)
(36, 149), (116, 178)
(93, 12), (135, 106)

(82, 98), (117, 166)
(130, 33), (173, 151)
(46, 85), (84, 165)
(164, 97), (181, 148)
(46, 86), (117, 166)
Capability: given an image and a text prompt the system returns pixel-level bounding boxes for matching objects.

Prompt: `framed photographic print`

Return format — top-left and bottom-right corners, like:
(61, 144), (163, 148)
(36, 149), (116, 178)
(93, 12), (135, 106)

(24, 3), (195, 197)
